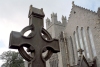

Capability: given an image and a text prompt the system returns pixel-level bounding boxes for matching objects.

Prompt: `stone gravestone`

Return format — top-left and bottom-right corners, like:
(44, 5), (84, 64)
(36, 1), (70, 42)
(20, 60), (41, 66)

(9, 5), (60, 67)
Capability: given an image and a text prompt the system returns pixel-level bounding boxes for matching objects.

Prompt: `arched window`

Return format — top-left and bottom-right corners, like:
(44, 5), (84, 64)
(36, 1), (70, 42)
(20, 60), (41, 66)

(78, 27), (84, 52)
(76, 26), (80, 50)
(87, 27), (96, 58)
(73, 31), (78, 65)
(76, 26), (90, 59)
(81, 27), (89, 58)
(76, 26), (81, 56)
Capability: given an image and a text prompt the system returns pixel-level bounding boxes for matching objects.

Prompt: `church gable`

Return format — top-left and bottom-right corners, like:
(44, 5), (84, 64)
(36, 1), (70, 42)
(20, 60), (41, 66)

(63, 1), (100, 67)
(68, 1), (97, 23)
(65, 2), (98, 36)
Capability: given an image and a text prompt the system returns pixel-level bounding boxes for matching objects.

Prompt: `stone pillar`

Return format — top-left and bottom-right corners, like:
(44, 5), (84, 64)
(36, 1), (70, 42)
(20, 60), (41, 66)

(59, 32), (68, 67)
(68, 36), (75, 66)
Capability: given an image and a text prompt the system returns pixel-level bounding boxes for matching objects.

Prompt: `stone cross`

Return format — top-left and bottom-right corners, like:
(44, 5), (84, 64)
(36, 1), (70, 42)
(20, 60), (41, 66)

(9, 5), (60, 67)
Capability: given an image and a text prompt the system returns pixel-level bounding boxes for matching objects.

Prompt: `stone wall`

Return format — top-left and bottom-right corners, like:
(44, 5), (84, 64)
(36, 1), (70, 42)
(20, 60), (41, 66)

(64, 2), (100, 67)
(45, 1), (100, 67)
(45, 13), (67, 67)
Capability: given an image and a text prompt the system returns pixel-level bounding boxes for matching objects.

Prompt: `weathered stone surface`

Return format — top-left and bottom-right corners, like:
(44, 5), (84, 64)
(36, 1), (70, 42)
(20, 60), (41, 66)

(46, 1), (99, 67)
(9, 5), (60, 67)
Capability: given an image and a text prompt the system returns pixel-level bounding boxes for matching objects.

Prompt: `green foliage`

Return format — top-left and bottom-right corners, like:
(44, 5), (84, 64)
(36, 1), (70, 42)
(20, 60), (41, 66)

(0, 51), (24, 67)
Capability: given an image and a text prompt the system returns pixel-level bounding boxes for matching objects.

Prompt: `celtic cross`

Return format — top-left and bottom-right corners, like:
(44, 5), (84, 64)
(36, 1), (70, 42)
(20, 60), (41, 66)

(9, 5), (60, 67)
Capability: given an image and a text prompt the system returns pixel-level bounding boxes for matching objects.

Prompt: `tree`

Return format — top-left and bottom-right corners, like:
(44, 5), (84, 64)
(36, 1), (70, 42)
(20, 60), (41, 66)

(0, 51), (24, 67)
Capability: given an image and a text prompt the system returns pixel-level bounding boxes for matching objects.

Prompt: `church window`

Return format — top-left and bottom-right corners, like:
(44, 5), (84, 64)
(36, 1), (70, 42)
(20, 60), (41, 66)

(76, 26), (90, 58)
(81, 27), (89, 58)
(73, 31), (78, 65)
(76, 26), (80, 56)
(87, 27), (96, 58)
(78, 27), (84, 50)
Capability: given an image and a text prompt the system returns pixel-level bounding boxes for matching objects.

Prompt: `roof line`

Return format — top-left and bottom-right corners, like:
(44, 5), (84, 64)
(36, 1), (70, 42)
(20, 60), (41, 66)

(67, 1), (97, 22)
(74, 4), (97, 14)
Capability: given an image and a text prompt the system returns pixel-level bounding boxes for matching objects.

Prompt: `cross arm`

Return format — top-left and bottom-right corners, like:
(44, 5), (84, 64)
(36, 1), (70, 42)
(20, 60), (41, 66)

(9, 31), (23, 49)
(46, 39), (60, 53)
(9, 31), (32, 49)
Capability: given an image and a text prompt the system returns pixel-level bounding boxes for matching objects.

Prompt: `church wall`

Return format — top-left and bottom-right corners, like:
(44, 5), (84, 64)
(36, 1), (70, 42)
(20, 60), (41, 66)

(45, 13), (67, 67)
(65, 3), (100, 67)
(45, 2), (100, 67)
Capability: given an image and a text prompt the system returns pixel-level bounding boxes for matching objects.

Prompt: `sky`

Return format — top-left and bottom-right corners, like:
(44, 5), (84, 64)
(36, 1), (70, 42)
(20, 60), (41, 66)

(0, 0), (100, 66)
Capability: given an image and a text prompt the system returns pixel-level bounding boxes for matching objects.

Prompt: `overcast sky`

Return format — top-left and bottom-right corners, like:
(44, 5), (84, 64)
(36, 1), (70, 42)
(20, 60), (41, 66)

(0, 0), (100, 66)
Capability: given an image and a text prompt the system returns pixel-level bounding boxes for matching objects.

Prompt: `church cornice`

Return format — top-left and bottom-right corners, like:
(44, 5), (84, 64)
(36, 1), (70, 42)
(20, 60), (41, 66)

(74, 3), (97, 14)
(67, 1), (97, 22)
